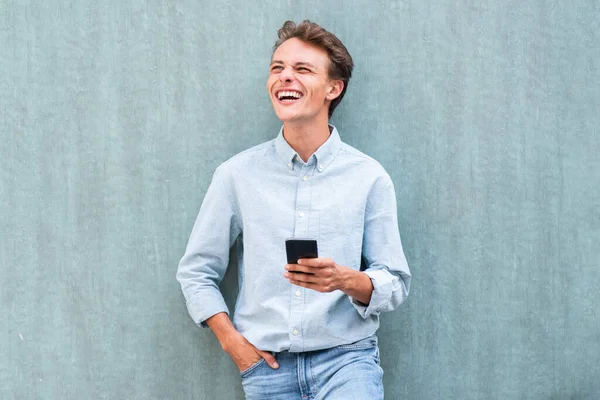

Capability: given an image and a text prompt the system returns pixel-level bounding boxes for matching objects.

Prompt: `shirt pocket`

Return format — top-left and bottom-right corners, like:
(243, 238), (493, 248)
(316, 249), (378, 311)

(318, 207), (364, 266)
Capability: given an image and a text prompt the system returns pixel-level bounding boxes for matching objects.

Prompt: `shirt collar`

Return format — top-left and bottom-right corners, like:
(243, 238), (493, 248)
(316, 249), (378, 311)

(275, 125), (342, 172)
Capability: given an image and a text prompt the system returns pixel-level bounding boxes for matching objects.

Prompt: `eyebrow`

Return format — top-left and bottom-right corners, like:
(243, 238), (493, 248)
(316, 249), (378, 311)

(270, 61), (317, 69)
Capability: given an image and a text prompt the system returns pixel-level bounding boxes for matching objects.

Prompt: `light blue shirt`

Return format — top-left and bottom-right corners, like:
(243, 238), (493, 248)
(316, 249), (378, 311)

(176, 126), (411, 353)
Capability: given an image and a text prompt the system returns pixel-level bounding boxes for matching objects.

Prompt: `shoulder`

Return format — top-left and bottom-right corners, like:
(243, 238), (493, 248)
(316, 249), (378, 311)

(214, 138), (275, 177)
(336, 143), (398, 206)
(337, 142), (390, 180)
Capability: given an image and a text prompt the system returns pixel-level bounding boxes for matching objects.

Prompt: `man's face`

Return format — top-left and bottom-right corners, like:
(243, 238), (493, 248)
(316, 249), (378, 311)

(267, 38), (342, 123)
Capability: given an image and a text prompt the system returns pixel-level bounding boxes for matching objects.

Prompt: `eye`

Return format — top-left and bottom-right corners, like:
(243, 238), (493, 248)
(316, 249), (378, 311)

(270, 65), (283, 72)
(297, 67), (310, 72)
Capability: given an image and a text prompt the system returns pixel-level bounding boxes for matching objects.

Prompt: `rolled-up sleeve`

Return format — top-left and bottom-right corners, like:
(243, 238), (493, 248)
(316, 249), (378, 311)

(351, 173), (411, 318)
(176, 165), (241, 327)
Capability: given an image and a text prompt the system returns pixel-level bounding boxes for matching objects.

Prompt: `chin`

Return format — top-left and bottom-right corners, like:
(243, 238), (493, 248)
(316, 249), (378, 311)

(273, 108), (300, 122)
(277, 114), (298, 123)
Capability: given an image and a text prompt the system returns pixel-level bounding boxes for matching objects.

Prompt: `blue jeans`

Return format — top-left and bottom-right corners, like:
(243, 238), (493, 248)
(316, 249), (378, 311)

(240, 335), (384, 400)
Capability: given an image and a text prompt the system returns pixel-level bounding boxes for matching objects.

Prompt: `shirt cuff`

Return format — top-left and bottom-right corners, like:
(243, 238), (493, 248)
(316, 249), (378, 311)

(350, 268), (401, 319)
(186, 291), (230, 328)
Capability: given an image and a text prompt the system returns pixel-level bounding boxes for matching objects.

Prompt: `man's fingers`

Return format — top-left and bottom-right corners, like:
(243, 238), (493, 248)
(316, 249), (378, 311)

(257, 350), (279, 369)
(290, 280), (320, 291)
(285, 264), (315, 274)
(285, 271), (319, 283)
(297, 257), (333, 267)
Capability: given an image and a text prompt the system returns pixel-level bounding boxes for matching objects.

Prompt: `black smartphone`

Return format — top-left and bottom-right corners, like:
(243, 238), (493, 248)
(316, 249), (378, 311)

(285, 238), (318, 272)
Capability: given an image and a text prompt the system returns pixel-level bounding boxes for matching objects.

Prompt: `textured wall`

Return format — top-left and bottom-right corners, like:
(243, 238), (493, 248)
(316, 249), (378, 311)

(1, 1), (599, 399)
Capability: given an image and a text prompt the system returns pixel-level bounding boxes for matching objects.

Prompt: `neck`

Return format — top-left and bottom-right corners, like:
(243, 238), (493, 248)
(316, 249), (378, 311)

(282, 115), (331, 163)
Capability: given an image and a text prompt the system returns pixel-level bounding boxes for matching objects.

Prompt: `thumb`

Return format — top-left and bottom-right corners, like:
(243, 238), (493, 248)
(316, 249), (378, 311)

(257, 350), (279, 369)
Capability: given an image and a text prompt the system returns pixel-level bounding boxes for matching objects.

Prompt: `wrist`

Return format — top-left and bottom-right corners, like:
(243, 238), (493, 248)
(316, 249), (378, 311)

(205, 312), (242, 353)
(340, 268), (373, 305)
(339, 265), (357, 293)
(221, 331), (244, 353)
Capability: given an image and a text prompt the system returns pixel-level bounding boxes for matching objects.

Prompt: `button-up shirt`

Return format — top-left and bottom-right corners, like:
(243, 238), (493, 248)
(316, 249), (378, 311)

(176, 126), (411, 352)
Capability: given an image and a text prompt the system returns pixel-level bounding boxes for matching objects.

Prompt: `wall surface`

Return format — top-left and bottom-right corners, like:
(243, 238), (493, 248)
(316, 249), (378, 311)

(1, 1), (599, 399)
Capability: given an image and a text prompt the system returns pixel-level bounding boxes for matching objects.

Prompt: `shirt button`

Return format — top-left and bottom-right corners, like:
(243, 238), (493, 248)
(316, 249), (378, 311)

(288, 162), (293, 169)
(293, 329), (299, 336)
(299, 212), (304, 217)
(302, 175), (308, 181)
(295, 290), (301, 297)
(318, 165), (323, 171)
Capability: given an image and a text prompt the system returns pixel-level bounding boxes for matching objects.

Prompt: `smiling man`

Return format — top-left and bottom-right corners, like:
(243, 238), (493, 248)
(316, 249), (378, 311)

(177, 20), (411, 399)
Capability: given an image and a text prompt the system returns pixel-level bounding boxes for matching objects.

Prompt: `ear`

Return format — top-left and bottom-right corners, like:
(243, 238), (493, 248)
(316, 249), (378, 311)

(325, 80), (344, 101)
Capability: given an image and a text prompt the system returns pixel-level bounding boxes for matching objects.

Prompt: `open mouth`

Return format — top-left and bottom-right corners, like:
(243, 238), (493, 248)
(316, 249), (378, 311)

(276, 90), (304, 103)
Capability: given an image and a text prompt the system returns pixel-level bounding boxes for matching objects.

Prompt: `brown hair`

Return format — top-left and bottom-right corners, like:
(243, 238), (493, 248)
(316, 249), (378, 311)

(273, 20), (354, 118)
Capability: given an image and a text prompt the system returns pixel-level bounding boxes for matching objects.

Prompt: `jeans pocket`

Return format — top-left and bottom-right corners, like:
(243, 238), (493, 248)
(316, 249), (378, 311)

(372, 345), (381, 365)
(239, 358), (266, 378)
(335, 335), (378, 350)
(335, 335), (381, 366)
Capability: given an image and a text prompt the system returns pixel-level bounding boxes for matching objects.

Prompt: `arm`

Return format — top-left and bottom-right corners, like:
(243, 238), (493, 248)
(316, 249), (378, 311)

(351, 173), (411, 318)
(176, 166), (278, 370)
(176, 166), (240, 327)
(206, 312), (279, 371)
(285, 258), (374, 305)
(284, 174), (410, 313)
(283, 173), (410, 316)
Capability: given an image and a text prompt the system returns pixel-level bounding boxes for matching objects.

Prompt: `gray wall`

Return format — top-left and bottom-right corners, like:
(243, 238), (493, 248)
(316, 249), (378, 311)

(1, 1), (599, 399)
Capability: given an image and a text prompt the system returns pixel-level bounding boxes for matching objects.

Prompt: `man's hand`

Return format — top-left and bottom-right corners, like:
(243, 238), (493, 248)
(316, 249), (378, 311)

(284, 258), (374, 305)
(206, 313), (279, 372)
(284, 257), (347, 293)
(222, 332), (279, 372)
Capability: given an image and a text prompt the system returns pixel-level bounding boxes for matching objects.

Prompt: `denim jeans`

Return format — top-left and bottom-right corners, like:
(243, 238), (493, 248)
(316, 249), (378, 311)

(240, 335), (384, 400)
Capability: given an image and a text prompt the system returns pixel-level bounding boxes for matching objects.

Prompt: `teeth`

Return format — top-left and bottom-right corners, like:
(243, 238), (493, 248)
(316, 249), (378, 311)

(278, 91), (302, 100)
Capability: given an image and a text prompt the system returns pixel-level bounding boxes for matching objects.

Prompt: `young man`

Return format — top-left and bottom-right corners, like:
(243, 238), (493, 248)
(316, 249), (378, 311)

(177, 20), (411, 399)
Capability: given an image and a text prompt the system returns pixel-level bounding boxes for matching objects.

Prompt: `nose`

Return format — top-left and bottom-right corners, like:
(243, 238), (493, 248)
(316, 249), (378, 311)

(279, 66), (294, 83)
